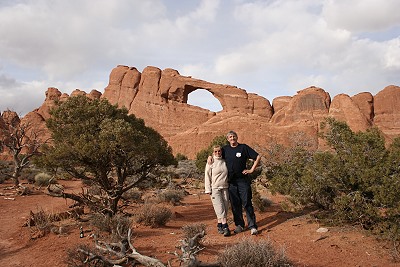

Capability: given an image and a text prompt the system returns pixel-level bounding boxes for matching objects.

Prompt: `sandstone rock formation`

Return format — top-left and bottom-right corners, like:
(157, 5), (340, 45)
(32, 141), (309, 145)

(3, 65), (400, 159)
(373, 85), (400, 138)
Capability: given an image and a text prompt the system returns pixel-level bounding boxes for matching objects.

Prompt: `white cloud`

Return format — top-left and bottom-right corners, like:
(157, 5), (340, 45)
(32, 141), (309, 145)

(385, 38), (400, 69)
(0, 78), (46, 116)
(0, 0), (168, 78)
(211, 0), (400, 99)
(322, 0), (400, 32)
(0, 0), (399, 115)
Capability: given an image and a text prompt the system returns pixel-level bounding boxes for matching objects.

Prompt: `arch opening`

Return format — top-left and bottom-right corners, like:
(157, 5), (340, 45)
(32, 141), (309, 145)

(187, 89), (223, 112)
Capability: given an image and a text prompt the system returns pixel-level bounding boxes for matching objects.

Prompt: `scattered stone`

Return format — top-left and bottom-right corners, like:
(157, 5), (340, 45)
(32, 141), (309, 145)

(317, 227), (329, 233)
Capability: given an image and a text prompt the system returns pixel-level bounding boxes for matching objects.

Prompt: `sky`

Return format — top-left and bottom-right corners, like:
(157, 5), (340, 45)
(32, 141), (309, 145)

(0, 0), (399, 116)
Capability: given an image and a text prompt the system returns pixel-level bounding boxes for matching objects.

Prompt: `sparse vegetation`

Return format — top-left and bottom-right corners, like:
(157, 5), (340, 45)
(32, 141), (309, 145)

(134, 204), (172, 227)
(122, 187), (143, 202)
(181, 223), (207, 244)
(218, 238), (293, 267)
(26, 208), (53, 239)
(90, 213), (132, 241)
(0, 160), (12, 183)
(176, 153), (188, 161)
(252, 183), (272, 212)
(34, 172), (55, 186)
(169, 160), (203, 180)
(157, 188), (186, 205)
(66, 244), (108, 267)
(66, 229), (166, 267)
(175, 223), (208, 266)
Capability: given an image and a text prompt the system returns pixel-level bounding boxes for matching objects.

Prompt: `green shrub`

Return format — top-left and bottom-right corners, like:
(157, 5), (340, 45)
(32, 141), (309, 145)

(90, 213), (132, 240)
(0, 160), (12, 183)
(331, 191), (379, 229)
(122, 188), (143, 202)
(252, 184), (272, 212)
(265, 118), (400, 245)
(175, 153), (188, 161)
(218, 238), (293, 267)
(158, 188), (186, 205)
(34, 173), (56, 186)
(134, 204), (172, 227)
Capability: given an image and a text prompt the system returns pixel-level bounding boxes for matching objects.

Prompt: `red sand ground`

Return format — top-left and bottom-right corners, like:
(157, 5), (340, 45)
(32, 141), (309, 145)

(0, 179), (398, 267)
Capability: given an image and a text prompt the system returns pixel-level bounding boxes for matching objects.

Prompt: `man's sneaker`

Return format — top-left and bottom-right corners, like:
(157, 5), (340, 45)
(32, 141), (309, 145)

(217, 226), (224, 234)
(223, 228), (231, 237)
(250, 228), (258, 235)
(233, 225), (244, 234)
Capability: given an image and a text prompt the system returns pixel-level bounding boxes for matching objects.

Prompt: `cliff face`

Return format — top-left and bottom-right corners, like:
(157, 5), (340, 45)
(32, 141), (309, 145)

(5, 65), (400, 159)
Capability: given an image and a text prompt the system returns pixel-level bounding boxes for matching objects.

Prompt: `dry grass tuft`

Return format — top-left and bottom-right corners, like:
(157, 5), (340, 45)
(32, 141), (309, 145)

(134, 204), (172, 227)
(218, 238), (293, 267)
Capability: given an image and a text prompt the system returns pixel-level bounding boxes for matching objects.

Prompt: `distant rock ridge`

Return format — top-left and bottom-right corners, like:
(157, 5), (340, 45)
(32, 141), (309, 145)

(2, 65), (400, 159)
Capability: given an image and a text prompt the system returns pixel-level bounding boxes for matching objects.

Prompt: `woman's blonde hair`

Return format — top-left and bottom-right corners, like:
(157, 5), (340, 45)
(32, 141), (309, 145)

(213, 145), (221, 150)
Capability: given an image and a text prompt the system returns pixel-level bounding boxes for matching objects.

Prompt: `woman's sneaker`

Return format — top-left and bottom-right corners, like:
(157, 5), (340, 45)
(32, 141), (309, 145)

(223, 228), (231, 237)
(233, 225), (244, 234)
(217, 226), (224, 234)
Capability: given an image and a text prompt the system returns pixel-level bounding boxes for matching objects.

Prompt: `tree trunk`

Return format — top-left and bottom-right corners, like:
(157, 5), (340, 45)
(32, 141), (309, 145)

(12, 165), (21, 186)
(110, 195), (121, 215)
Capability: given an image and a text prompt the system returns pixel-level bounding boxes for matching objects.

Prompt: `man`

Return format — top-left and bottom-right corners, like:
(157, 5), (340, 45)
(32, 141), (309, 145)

(209, 130), (261, 235)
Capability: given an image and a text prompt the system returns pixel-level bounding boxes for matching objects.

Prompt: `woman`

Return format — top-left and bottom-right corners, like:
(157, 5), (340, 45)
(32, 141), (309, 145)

(204, 145), (231, 237)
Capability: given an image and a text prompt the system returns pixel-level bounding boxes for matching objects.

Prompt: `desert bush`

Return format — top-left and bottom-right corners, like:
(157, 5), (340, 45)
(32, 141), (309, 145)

(265, 118), (400, 245)
(175, 153), (188, 161)
(330, 191), (379, 229)
(66, 244), (109, 267)
(157, 188), (186, 205)
(252, 184), (272, 212)
(170, 160), (203, 180)
(218, 238), (293, 267)
(27, 208), (53, 239)
(17, 165), (40, 183)
(134, 204), (172, 227)
(181, 223), (207, 245)
(90, 213), (132, 241)
(373, 214), (400, 261)
(0, 160), (12, 183)
(122, 188), (143, 202)
(34, 172), (56, 186)
(86, 184), (103, 196)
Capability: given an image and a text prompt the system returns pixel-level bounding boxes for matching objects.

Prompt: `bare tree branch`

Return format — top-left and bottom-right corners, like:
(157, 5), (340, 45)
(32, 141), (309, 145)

(1, 112), (49, 186)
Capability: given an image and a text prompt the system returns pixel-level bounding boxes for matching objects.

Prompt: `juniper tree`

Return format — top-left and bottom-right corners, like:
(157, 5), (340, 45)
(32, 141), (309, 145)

(35, 96), (176, 215)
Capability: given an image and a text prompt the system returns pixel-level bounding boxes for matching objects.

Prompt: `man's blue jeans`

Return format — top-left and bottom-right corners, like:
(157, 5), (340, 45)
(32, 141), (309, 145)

(228, 179), (257, 229)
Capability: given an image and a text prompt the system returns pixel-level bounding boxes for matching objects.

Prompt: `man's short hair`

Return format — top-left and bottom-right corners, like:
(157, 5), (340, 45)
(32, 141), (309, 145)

(226, 130), (237, 138)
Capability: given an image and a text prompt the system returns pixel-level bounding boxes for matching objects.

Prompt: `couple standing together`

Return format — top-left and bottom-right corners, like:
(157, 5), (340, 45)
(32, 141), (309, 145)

(205, 130), (261, 237)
